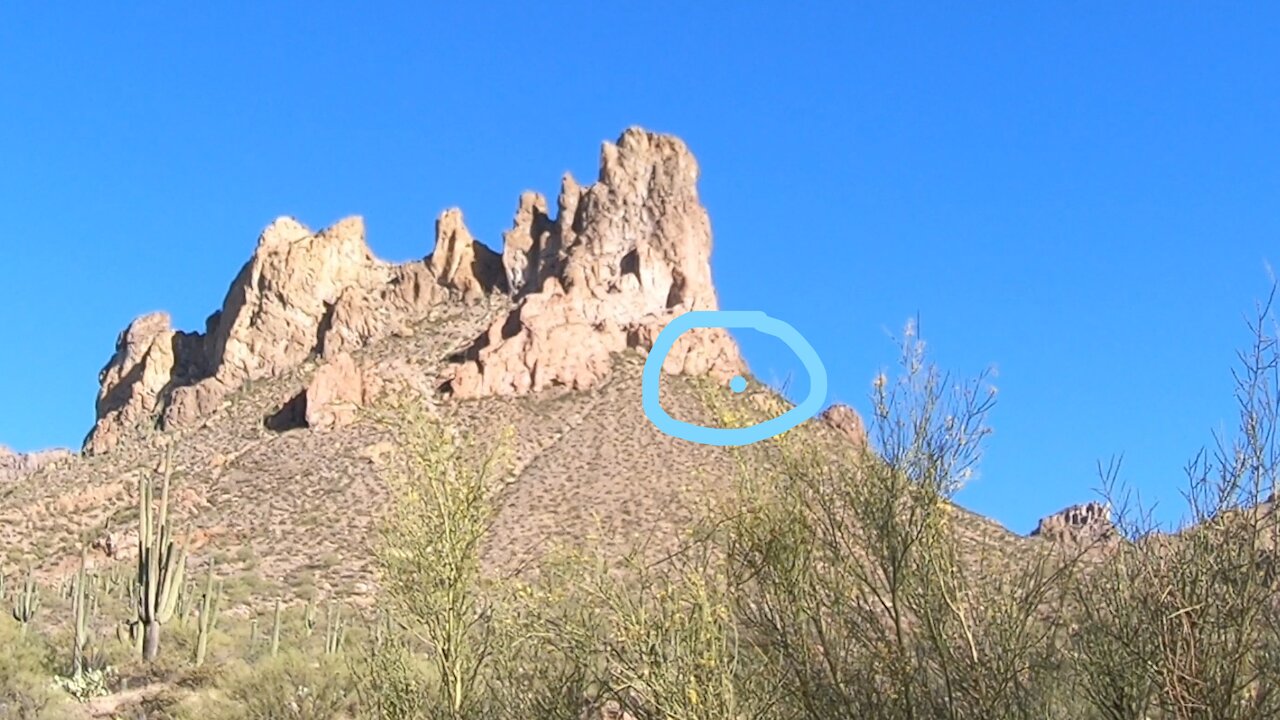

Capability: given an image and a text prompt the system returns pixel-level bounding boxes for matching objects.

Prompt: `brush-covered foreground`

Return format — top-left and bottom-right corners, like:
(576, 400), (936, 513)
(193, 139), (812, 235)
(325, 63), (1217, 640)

(5, 313), (1280, 720)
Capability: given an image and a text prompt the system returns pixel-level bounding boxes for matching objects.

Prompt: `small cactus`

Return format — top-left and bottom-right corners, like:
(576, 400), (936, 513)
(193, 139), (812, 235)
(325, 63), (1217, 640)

(371, 607), (395, 650)
(175, 581), (192, 626)
(303, 597), (317, 638)
(324, 602), (346, 655)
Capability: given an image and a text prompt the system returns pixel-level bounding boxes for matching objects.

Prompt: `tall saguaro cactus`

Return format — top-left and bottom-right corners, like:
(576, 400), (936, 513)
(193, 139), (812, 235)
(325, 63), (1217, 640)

(11, 567), (39, 637)
(135, 446), (188, 661)
(194, 559), (221, 667)
(71, 548), (91, 678)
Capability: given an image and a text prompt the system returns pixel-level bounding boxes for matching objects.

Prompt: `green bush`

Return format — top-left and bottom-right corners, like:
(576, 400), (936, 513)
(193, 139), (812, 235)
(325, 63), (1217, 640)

(0, 618), (68, 720)
(179, 651), (356, 720)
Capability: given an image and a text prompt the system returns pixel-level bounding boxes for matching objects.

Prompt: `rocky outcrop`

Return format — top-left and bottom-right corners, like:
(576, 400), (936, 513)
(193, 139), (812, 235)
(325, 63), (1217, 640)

(201, 216), (382, 383)
(85, 212), (504, 454)
(821, 403), (867, 447)
(303, 352), (366, 430)
(84, 311), (208, 455)
(1031, 501), (1117, 544)
(444, 127), (743, 397)
(429, 209), (507, 302)
(0, 445), (73, 482)
(85, 127), (747, 454)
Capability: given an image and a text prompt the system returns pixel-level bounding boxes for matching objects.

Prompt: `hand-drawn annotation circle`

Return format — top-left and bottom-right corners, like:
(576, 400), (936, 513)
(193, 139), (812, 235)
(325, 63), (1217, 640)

(642, 310), (829, 447)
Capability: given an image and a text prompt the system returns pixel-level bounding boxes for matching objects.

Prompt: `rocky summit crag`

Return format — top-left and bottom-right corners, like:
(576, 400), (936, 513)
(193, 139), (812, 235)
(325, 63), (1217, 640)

(3, 127), (1081, 599)
(83, 128), (742, 458)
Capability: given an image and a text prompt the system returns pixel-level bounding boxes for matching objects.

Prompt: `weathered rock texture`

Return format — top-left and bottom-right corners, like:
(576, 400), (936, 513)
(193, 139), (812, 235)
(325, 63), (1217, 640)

(83, 127), (746, 454)
(0, 445), (73, 483)
(443, 127), (744, 397)
(303, 352), (367, 430)
(85, 211), (503, 454)
(1031, 501), (1117, 544)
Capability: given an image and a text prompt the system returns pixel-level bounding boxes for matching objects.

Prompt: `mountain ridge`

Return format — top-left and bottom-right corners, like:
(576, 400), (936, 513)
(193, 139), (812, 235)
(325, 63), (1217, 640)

(0, 128), (1088, 592)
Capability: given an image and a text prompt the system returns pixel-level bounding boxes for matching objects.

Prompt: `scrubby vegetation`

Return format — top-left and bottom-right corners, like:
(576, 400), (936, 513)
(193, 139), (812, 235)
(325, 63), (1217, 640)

(4, 296), (1280, 719)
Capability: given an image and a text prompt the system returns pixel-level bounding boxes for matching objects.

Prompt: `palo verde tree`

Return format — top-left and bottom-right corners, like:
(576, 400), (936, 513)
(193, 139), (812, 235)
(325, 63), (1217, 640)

(368, 399), (513, 719)
(723, 319), (1081, 720)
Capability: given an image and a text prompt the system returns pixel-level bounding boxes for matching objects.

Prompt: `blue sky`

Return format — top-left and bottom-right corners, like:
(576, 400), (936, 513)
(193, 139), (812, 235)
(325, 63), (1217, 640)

(2, 3), (1278, 534)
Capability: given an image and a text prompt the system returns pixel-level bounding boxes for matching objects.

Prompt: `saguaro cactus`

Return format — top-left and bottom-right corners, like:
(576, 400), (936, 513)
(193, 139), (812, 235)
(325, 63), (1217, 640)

(11, 568), (40, 637)
(71, 549), (91, 678)
(135, 447), (188, 661)
(248, 616), (259, 653)
(270, 598), (283, 657)
(194, 560), (221, 667)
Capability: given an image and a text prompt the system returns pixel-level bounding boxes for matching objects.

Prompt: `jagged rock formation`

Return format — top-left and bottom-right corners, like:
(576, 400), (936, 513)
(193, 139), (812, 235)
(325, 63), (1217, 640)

(1032, 501), (1117, 544)
(443, 128), (744, 397)
(0, 445), (73, 482)
(84, 127), (748, 455)
(428, 209), (507, 302)
(85, 211), (503, 454)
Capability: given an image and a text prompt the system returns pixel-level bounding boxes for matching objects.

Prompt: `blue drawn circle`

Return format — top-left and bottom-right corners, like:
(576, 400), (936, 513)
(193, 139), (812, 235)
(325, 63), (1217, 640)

(642, 310), (828, 447)
(729, 375), (747, 393)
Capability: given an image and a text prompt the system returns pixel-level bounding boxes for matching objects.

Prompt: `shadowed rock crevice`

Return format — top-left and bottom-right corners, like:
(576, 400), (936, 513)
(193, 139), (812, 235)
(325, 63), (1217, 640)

(264, 391), (308, 433)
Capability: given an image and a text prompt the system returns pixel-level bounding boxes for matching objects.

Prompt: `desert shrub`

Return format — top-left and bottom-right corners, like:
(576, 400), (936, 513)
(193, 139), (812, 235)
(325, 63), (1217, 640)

(721, 320), (1084, 720)
(0, 619), (69, 720)
(350, 635), (433, 720)
(481, 565), (602, 720)
(1068, 290), (1280, 720)
(530, 538), (779, 720)
(179, 651), (356, 720)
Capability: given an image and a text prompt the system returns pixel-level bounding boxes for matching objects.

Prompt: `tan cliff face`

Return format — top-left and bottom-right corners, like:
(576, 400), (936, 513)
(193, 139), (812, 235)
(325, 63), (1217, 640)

(83, 127), (747, 456)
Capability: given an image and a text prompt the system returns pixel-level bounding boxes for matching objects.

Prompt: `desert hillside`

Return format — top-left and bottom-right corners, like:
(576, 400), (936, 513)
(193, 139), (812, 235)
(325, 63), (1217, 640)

(5, 128), (1195, 720)
(0, 128), (1050, 602)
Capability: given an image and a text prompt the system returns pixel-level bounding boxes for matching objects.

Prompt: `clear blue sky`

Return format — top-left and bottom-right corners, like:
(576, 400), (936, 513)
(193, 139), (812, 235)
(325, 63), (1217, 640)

(2, 3), (1278, 534)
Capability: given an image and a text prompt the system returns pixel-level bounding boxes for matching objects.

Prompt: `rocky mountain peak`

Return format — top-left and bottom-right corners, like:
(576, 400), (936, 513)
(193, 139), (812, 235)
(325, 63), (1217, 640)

(82, 127), (745, 455)
(443, 127), (743, 397)
(1031, 501), (1118, 545)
